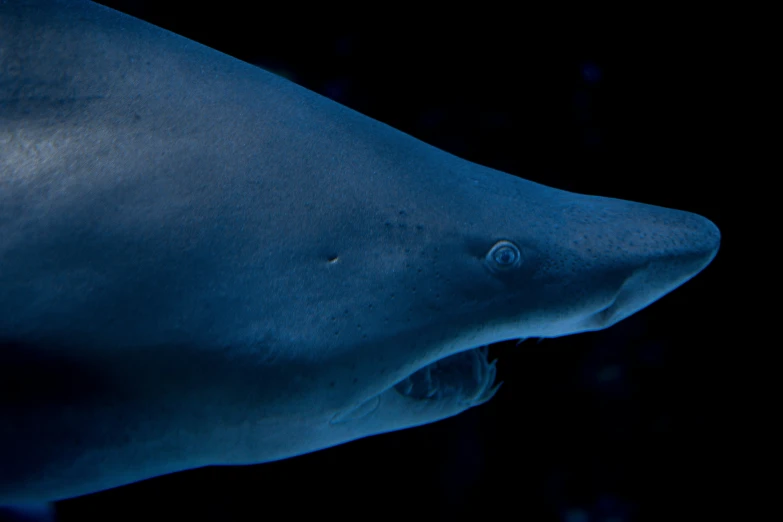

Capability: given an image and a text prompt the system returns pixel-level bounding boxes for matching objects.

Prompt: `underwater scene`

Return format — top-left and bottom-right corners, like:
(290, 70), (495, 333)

(1, 2), (728, 521)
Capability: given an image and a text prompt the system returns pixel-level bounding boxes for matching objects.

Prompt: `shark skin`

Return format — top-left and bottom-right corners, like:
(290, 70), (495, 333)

(0, 0), (719, 504)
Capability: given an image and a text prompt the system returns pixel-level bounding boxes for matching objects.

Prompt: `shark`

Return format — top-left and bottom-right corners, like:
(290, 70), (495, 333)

(0, 0), (719, 509)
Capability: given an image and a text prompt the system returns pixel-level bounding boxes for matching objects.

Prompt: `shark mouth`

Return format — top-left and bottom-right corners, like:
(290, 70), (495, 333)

(393, 346), (501, 406)
(330, 346), (504, 425)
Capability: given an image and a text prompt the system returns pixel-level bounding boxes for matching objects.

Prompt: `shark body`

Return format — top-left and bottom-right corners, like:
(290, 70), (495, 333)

(0, 0), (719, 504)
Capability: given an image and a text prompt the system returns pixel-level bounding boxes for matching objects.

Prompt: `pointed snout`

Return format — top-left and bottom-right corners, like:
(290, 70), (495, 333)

(578, 199), (720, 329)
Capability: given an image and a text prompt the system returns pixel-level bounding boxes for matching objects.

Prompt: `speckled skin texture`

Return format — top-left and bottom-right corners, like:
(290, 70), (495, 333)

(0, 0), (719, 503)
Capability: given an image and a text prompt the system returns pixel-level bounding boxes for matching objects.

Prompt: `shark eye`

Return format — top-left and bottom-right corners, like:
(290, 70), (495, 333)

(486, 240), (521, 270)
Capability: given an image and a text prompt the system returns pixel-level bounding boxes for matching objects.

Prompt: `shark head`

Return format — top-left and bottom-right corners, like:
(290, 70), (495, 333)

(0, 0), (720, 503)
(258, 142), (720, 445)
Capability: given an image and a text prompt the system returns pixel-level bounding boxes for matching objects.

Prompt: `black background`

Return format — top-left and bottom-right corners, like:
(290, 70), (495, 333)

(13, 3), (737, 521)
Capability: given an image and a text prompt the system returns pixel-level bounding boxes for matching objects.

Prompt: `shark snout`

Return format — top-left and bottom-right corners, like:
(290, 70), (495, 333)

(584, 205), (720, 329)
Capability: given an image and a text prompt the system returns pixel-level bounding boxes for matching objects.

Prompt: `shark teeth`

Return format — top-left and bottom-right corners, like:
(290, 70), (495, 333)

(472, 357), (502, 406)
(393, 346), (500, 405)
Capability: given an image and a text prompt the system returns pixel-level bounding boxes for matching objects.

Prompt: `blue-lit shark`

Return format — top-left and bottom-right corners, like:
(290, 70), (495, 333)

(0, 0), (719, 505)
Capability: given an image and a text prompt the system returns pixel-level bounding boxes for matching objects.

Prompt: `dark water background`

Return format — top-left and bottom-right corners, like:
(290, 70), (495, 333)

(9, 3), (735, 521)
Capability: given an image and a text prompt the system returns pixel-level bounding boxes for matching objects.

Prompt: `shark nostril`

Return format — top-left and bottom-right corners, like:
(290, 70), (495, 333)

(594, 297), (618, 327)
